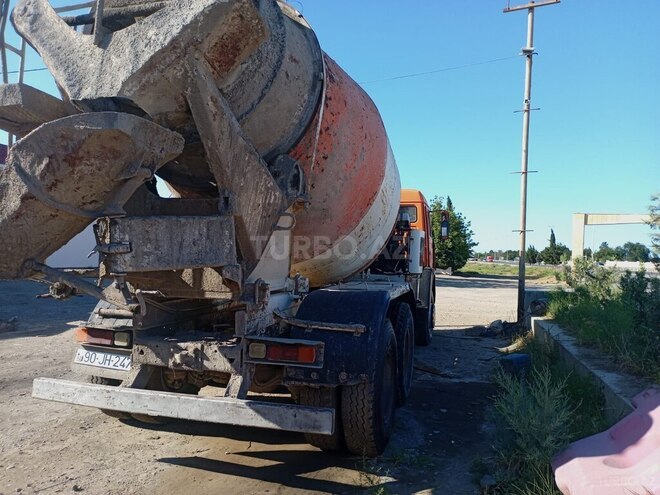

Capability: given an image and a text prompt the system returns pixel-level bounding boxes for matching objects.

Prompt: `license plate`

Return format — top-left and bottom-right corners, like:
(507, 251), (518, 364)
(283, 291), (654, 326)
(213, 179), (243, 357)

(74, 347), (131, 371)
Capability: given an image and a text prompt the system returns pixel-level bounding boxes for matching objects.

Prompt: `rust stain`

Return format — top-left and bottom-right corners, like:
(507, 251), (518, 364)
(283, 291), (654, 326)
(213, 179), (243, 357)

(204, 5), (266, 77)
(290, 54), (389, 264)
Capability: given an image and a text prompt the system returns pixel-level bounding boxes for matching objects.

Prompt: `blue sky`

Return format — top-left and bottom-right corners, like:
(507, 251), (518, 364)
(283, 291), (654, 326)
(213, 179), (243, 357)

(298, 0), (659, 253)
(5, 0), (659, 256)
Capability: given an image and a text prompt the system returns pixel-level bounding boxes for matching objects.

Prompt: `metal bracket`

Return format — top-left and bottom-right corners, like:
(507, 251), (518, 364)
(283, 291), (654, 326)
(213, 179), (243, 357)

(223, 364), (254, 399)
(119, 365), (156, 389)
(26, 260), (134, 310)
(96, 242), (132, 255)
(273, 310), (366, 336)
(135, 289), (165, 317)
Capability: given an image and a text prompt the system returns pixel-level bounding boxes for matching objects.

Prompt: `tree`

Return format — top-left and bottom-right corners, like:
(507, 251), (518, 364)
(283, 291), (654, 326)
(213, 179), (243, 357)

(583, 247), (593, 259)
(503, 249), (518, 261)
(621, 242), (650, 262)
(648, 194), (659, 263)
(539, 229), (570, 265)
(614, 245), (626, 260)
(594, 242), (618, 262)
(430, 196), (477, 271)
(526, 245), (539, 264)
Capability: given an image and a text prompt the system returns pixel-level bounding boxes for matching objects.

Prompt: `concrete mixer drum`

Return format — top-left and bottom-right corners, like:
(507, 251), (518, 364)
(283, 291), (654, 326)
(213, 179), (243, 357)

(0, 0), (438, 457)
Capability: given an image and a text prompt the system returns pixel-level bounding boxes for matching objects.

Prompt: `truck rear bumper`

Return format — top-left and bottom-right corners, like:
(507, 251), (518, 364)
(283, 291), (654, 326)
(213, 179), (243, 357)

(32, 378), (334, 435)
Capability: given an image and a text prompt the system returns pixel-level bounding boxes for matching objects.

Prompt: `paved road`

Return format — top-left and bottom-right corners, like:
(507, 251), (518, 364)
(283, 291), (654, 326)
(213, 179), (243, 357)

(0, 275), (516, 495)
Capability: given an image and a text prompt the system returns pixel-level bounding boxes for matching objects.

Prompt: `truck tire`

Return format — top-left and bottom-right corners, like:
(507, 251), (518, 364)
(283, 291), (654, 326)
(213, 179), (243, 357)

(341, 321), (397, 457)
(414, 299), (434, 347)
(90, 375), (121, 386)
(390, 301), (414, 405)
(296, 386), (344, 452)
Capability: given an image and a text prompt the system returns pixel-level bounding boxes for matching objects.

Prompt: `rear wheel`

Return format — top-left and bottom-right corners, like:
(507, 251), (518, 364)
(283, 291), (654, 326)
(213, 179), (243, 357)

(297, 386), (344, 452)
(414, 295), (434, 347)
(390, 302), (414, 405)
(341, 321), (397, 457)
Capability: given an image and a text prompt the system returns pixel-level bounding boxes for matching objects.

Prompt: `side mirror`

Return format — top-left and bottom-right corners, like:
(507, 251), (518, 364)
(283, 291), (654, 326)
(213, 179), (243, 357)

(440, 211), (449, 240)
(397, 212), (412, 231)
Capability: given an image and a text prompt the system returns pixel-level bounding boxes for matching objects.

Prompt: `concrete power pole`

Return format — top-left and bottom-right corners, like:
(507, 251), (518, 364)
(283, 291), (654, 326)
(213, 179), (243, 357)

(504, 0), (559, 323)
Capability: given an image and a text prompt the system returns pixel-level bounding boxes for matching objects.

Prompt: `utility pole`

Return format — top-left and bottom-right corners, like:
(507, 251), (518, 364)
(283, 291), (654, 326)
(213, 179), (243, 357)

(504, 0), (559, 323)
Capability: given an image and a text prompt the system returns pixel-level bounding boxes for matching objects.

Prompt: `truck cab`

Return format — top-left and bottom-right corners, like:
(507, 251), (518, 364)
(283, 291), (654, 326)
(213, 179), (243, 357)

(400, 188), (435, 270)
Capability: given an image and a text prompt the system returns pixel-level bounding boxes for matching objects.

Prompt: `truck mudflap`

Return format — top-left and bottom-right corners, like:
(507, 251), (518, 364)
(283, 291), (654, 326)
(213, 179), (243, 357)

(32, 378), (334, 435)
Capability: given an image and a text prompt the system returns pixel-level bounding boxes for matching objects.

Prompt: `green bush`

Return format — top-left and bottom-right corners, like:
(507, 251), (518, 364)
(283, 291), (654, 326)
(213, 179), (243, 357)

(495, 367), (574, 475)
(620, 270), (660, 332)
(492, 338), (607, 495)
(561, 257), (617, 301)
(550, 261), (660, 382)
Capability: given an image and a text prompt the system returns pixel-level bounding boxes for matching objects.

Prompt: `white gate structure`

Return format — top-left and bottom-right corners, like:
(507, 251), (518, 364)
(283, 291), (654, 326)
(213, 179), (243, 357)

(571, 213), (652, 261)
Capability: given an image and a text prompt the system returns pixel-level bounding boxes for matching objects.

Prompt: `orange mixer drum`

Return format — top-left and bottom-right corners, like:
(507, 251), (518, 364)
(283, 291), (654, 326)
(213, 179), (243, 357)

(289, 55), (400, 287)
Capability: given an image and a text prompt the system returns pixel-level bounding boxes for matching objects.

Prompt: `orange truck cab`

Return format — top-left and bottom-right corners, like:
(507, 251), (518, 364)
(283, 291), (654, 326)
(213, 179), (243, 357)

(368, 189), (437, 345)
(399, 189), (434, 270)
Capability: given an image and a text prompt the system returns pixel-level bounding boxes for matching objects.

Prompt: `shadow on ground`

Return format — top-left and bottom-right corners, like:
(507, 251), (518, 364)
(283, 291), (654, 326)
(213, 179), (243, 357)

(159, 450), (360, 493)
(153, 380), (497, 495)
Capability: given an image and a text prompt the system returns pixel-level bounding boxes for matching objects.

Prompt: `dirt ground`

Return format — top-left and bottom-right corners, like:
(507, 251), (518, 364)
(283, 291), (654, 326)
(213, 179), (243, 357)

(0, 275), (520, 495)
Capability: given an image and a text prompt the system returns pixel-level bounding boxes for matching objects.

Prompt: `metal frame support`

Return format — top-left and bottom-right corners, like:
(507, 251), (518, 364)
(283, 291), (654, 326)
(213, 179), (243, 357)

(504, 0), (560, 323)
(0, 0), (93, 146)
(0, 0), (27, 146)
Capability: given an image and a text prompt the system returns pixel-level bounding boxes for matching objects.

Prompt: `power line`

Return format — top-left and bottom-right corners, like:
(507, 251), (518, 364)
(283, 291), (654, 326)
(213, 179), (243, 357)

(9, 54), (518, 82)
(6, 67), (48, 74)
(359, 55), (518, 85)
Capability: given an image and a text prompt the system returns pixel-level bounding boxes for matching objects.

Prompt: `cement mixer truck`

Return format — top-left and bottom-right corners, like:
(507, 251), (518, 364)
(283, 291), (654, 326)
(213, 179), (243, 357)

(0, 0), (439, 456)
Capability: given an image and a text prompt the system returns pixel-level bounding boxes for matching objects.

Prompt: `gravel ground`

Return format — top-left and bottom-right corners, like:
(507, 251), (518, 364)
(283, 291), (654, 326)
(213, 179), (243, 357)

(0, 274), (518, 495)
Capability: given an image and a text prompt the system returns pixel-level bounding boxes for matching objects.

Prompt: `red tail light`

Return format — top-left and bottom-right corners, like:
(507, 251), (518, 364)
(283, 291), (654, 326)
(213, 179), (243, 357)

(75, 327), (113, 346)
(265, 344), (316, 364)
(75, 327), (131, 347)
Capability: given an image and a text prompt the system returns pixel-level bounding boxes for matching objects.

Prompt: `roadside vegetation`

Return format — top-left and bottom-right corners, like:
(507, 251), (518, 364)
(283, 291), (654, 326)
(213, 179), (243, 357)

(587, 241), (654, 263)
(549, 259), (660, 382)
(488, 335), (608, 495)
(456, 262), (561, 283)
(649, 193), (660, 268)
(475, 229), (571, 266)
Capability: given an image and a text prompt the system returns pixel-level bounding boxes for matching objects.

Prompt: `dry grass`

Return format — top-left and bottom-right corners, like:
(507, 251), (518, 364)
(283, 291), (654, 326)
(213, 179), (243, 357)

(456, 262), (561, 284)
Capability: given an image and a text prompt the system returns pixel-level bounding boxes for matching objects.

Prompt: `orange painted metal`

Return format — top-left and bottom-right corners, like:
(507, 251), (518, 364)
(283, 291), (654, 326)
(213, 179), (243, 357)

(289, 55), (388, 265)
(400, 189), (434, 268)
